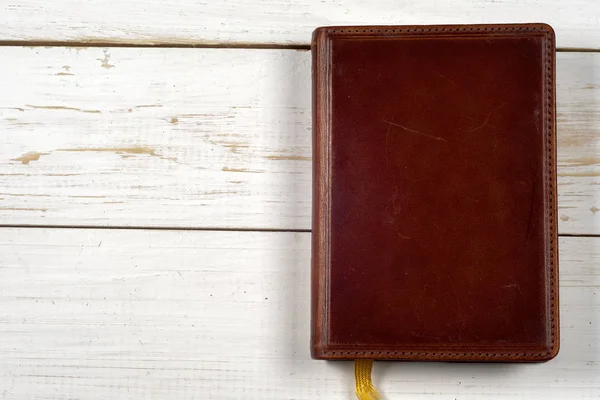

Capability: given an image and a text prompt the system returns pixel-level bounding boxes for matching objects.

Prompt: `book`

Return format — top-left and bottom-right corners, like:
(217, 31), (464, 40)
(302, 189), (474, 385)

(311, 23), (559, 362)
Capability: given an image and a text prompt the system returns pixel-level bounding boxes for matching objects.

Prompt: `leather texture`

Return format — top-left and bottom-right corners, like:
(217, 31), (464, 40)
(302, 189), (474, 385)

(311, 23), (558, 362)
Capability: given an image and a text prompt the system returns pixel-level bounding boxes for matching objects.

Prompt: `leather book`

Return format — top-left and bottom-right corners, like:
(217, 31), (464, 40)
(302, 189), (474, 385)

(311, 23), (558, 362)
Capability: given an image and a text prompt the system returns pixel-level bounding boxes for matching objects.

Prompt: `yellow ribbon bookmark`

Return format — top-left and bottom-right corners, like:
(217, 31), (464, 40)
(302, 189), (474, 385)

(355, 359), (381, 400)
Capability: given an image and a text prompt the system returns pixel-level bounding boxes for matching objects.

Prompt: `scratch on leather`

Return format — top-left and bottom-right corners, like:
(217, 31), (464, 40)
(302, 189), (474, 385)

(525, 182), (535, 242)
(410, 331), (440, 340)
(502, 282), (526, 300)
(382, 119), (448, 142)
(466, 102), (507, 132)
(435, 71), (456, 85)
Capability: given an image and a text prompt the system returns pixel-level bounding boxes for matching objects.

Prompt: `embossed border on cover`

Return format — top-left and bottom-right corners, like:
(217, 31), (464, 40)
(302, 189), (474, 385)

(311, 23), (559, 362)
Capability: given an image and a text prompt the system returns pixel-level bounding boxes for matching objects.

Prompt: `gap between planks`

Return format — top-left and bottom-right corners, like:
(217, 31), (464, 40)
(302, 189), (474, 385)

(0, 224), (311, 233)
(0, 40), (311, 50)
(0, 40), (599, 53)
(0, 224), (596, 238)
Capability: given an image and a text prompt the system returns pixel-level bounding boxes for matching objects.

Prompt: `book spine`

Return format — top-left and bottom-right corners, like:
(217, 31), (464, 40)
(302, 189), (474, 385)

(311, 27), (331, 359)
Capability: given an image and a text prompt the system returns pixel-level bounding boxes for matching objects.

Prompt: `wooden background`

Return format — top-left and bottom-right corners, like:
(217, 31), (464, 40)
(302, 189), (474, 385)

(1, 1), (599, 399)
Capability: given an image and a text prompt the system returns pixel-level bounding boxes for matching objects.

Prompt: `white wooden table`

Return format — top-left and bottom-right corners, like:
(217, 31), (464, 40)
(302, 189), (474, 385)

(0, 2), (599, 399)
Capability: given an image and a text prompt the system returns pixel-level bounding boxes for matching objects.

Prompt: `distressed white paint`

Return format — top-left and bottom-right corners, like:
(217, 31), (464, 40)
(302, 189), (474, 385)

(0, 47), (312, 230)
(1, 1), (600, 49)
(0, 229), (597, 399)
(0, 48), (598, 233)
(556, 52), (600, 234)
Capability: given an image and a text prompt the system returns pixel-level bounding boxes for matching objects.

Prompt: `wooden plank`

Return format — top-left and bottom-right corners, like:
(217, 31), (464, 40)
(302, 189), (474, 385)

(0, 48), (598, 234)
(0, 229), (598, 399)
(556, 53), (600, 234)
(0, 47), (312, 230)
(1, 0), (600, 49)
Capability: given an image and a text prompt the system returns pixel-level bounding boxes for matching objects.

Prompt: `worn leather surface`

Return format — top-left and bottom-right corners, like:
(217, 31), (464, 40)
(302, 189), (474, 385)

(311, 24), (558, 361)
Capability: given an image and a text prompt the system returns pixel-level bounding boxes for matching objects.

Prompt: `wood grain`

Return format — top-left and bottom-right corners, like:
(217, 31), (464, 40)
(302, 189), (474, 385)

(0, 48), (599, 234)
(0, 229), (598, 399)
(1, 0), (600, 49)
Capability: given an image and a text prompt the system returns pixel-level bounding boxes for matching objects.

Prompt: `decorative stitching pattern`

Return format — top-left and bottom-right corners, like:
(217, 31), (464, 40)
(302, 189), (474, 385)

(545, 26), (558, 360)
(325, 351), (550, 358)
(317, 24), (557, 359)
(323, 25), (550, 35)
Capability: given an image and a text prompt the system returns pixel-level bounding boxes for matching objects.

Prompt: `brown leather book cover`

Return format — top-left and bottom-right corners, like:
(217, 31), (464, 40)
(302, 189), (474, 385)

(311, 23), (558, 361)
